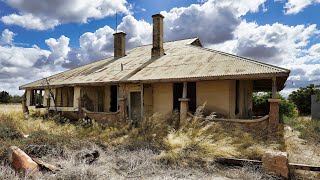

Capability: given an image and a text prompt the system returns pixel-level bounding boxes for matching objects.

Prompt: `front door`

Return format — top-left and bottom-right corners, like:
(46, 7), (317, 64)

(130, 91), (142, 121)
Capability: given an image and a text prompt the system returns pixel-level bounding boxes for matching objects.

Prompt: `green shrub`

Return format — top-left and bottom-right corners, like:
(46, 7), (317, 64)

(253, 92), (298, 120)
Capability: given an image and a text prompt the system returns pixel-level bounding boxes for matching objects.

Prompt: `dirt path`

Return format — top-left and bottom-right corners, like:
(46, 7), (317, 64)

(284, 125), (320, 179)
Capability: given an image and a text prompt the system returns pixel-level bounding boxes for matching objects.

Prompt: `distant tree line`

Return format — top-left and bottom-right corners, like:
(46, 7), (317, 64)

(0, 91), (22, 104)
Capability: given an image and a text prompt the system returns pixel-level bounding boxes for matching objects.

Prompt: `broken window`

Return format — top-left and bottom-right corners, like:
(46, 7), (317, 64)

(30, 89), (44, 107)
(173, 82), (196, 113)
(55, 87), (74, 107)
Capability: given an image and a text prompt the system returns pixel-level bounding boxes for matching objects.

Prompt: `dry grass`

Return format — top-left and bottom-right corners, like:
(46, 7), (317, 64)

(0, 104), (280, 179)
(0, 145), (277, 180)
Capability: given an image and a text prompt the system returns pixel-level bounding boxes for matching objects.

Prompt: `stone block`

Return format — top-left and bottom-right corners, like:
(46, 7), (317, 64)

(262, 150), (289, 179)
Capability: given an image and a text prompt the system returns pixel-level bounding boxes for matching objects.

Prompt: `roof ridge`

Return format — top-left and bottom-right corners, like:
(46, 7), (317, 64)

(186, 44), (290, 73)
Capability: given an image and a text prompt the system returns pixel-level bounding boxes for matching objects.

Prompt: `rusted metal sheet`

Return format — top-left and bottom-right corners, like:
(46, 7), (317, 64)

(20, 38), (290, 89)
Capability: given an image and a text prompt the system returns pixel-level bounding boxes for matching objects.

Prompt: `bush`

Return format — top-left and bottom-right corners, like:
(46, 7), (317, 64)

(288, 84), (320, 115)
(253, 92), (298, 120)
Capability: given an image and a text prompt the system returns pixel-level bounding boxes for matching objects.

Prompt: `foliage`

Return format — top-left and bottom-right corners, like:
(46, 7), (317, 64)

(0, 91), (22, 104)
(253, 92), (298, 120)
(288, 84), (320, 115)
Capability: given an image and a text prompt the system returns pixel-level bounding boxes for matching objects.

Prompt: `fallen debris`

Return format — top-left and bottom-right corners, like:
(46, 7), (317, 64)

(32, 158), (61, 173)
(8, 146), (40, 176)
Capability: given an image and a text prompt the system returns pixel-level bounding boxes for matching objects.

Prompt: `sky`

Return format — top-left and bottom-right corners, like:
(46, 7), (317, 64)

(0, 0), (320, 96)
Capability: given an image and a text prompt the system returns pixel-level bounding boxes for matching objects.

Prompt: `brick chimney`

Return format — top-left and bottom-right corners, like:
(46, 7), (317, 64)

(113, 32), (126, 59)
(151, 14), (164, 58)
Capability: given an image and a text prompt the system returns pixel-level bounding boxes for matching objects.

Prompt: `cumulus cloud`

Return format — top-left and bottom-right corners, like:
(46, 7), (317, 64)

(1, 29), (16, 45)
(282, 0), (320, 14)
(45, 35), (71, 66)
(118, 15), (152, 48)
(161, 0), (266, 45)
(1, 0), (130, 30)
(210, 22), (318, 64)
(0, 44), (62, 95)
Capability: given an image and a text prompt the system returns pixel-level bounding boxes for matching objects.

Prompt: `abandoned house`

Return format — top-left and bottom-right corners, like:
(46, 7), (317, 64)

(19, 14), (290, 128)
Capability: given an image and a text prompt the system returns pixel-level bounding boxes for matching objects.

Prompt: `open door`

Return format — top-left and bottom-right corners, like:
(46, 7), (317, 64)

(129, 91), (142, 121)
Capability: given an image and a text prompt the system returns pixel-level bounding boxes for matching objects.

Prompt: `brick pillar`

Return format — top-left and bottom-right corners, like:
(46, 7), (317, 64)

(118, 97), (127, 121)
(179, 98), (190, 125)
(268, 98), (281, 133)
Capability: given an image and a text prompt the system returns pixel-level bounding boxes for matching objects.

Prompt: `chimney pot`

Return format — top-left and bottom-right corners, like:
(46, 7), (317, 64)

(113, 32), (126, 59)
(151, 14), (164, 58)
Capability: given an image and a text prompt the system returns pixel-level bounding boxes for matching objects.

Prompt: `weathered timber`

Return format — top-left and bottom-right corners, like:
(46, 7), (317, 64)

(289, 163), (320, 171)
(217, 157), (320, 172)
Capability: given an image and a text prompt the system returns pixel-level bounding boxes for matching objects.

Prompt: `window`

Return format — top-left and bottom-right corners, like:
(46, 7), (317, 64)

(173, 82), (197, 112)
(30, 89), (44, 107)
(55, 87), (74, 107)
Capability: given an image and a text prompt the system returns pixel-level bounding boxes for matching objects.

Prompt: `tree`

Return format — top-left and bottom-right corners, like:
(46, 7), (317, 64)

(9, 95), (22, 103)
(253, 92), (298, 120)
(288, 84), (320, 115)
(0, 91), (11, 103)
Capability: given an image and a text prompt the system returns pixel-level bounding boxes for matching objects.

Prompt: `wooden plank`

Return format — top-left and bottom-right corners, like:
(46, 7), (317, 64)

(217, 158), (320, 172)
(216, 158), (262, 166)
(289, 163), (320, 171)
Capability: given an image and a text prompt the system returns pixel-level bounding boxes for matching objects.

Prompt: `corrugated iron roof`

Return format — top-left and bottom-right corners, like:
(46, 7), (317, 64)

(20, 38), (290, 89)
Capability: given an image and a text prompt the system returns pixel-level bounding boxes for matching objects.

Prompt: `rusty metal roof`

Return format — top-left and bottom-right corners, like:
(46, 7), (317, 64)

(20, 38), (290, 89)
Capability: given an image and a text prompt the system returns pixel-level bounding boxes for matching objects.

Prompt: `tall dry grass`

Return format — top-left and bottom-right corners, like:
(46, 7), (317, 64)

(0, 104), (281, 179)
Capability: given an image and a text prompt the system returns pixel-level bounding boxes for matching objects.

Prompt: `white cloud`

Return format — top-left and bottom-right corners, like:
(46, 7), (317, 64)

(161, 0), (266, 45)
(45, 35), (71, 65)
(210, 21), (318, 65)
(1, 14), (59, 30)
(118, 15), (152, 48)
(1, 29), (16, 45)
(1, 0), (130, 30)
(282, 0), (320, 14)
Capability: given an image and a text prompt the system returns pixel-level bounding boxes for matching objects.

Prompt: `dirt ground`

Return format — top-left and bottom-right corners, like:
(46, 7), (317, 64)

(284, 122), (320, 179)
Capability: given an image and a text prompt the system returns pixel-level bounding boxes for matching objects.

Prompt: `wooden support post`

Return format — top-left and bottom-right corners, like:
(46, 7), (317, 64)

(272, 77), (277, 98)
(21, 91), (29, 114)
(179, 82), (189, 126)
(182, 82), (187, 98)
(118, 97), (127, 121)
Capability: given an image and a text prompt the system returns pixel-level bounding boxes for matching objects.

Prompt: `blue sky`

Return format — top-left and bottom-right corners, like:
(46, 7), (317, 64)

(0, 0), (320, 95)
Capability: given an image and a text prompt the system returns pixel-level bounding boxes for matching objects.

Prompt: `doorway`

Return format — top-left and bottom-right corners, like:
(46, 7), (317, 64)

(129, 91), (142, 121)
